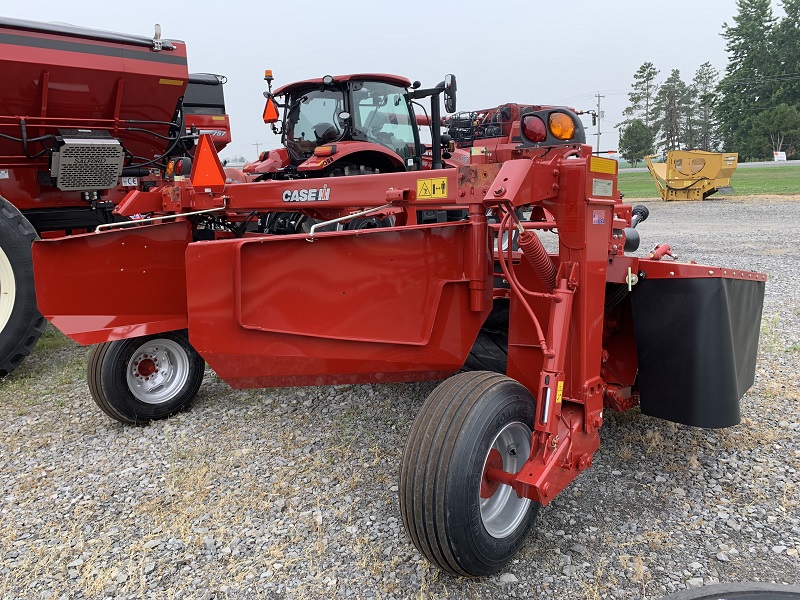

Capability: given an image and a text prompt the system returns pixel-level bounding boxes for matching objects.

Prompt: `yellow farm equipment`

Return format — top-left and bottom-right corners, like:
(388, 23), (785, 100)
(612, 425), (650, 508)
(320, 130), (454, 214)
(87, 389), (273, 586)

(645, 150), (738, 201)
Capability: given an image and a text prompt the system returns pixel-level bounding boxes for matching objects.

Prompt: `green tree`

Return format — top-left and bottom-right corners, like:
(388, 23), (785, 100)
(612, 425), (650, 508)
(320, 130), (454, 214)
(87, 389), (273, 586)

(618, 119), (655, 167)
(716, 0), (777, 150)
(692, 62), (720, 151)
(740, 103), (800, 159)
(653, 70), (691, 151)
(773, 0), (800, 106)
(620, 62), (660, 130)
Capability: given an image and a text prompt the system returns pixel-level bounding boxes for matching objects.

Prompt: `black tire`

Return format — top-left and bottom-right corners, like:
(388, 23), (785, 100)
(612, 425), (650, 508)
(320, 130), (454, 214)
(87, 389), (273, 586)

(463, 299), (509, 374)
(342, 216), (393, 230)
(0, 197), (46, 377)
(399, 371), (539, 576)
(463, 329), (508, 373)
(659, 582), (800, 600)
(87, 331), (205, 425)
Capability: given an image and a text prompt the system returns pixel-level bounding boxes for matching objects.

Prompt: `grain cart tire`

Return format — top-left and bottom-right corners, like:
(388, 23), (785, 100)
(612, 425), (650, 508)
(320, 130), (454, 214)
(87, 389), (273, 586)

(0, 197), (46, 377)
(87, 331), (204, 425)
(399, 371), (539, 576)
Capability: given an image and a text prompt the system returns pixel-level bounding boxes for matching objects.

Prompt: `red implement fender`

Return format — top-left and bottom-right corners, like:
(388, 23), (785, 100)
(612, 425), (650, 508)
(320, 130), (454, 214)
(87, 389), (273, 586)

(32, 221), (192, 344)
(185, 223), (492, 388)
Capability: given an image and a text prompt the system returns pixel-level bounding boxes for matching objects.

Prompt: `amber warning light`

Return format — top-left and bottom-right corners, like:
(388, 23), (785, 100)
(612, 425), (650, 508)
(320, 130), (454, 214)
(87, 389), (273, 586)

(549, 112), (576, 140)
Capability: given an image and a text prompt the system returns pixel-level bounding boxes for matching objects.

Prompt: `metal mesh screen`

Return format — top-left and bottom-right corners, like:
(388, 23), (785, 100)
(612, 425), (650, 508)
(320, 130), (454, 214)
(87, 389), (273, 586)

(52, 139), (125, 191)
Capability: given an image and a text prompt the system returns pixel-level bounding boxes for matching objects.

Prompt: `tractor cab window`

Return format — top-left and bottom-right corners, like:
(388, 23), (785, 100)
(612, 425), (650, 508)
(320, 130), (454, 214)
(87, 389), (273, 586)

(284, 88), (345, 160)
(351, 81), (417, 162)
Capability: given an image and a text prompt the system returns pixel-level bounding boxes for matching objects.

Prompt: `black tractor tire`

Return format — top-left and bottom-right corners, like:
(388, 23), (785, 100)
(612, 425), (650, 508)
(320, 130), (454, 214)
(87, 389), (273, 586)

(659, 582), (800, 600)
(399, 371), (539, 576)
(87, 331), (205, 425)
(342, 216), (393, 230)
(0, 197), (46, 377)
(463, 299), (509, 374)
(463, 330), (508, 374)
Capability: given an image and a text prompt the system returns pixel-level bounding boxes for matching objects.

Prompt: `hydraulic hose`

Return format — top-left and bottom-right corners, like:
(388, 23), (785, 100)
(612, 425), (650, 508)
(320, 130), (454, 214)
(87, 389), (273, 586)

(517, 229), (556, 291)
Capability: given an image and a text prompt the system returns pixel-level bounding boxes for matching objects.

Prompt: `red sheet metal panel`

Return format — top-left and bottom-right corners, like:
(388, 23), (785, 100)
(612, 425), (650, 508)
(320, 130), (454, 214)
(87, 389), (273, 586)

(185, 224), (492, 388)
(32, 221), (191, 344)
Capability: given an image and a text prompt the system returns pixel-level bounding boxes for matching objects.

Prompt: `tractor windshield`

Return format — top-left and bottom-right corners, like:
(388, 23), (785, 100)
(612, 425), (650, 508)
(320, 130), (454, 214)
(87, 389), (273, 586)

(284, 88), (345, 160)
(351, 81), (416, 161)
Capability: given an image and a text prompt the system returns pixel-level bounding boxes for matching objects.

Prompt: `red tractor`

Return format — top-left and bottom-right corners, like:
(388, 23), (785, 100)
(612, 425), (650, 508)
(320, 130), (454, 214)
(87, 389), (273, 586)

(237, 71), (458, 233)
(30, 71), (766, 576)
(237, 72), (583, 235)
(0, 17), (230, 375)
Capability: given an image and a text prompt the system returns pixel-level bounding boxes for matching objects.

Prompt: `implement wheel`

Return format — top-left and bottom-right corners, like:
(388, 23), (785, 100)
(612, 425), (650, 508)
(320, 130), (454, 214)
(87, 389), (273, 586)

(399, 371), (539, 576)
(87, 331), (204, 425)
(0, 197), (45, 376)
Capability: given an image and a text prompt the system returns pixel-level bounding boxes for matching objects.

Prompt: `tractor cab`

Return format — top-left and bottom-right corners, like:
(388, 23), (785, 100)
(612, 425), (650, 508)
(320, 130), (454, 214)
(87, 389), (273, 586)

(256, 74), (420, 176)
(249, 72), (456, 178)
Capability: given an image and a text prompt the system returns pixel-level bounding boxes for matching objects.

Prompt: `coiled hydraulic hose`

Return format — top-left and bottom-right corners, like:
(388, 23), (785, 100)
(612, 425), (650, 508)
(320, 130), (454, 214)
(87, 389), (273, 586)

(517, 229), (556, 292)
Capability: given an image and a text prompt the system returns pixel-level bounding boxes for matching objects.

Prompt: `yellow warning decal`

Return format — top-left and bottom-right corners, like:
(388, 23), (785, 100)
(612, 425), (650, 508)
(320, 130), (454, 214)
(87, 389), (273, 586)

(211, 116), (227, 121)
(159, 78), (184, 86)
(556, 381), (564, 404)
(417, 177), (448, 199)
(590, 156), (617, 175)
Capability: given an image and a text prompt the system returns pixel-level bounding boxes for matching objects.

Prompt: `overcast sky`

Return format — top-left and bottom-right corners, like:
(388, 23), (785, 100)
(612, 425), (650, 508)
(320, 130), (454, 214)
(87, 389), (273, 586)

(4, 0), (785, 159)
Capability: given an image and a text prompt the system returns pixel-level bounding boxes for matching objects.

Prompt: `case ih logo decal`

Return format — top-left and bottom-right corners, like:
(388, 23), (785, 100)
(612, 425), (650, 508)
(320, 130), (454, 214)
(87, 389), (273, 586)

(282, 185), (331, 202)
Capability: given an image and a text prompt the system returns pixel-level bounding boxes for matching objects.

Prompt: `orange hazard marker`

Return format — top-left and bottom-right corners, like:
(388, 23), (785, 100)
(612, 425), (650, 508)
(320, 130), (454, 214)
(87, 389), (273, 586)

(262, 97), (279, 123)
(190, 134), (226, 187)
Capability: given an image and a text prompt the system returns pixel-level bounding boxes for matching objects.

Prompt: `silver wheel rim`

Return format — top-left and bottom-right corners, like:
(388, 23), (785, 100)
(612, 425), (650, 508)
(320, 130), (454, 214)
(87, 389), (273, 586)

(0, 245), (16, 332)
(125, 339), (190, 405)
(479, 421), (532, 539)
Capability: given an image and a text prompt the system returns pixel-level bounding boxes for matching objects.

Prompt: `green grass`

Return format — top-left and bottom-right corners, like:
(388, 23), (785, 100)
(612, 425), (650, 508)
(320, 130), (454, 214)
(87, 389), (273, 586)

(35, 324), (73, 352)
(618, 165), (800, 198)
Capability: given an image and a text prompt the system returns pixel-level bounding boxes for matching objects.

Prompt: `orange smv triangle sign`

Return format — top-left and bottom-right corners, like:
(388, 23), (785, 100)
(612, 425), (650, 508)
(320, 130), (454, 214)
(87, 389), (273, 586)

(190, 134), (226, 187)
(262, 97), (279, 123)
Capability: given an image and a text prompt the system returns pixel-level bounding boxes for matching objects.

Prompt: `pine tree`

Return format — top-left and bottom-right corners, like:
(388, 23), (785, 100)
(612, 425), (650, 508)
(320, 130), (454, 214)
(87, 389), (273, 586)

(773, 0), (800, 105)
(653, 70), (691, 151)
(716, 0), (777, 150)
(620, 62), (660, 130)
(692, 62), (720, 151)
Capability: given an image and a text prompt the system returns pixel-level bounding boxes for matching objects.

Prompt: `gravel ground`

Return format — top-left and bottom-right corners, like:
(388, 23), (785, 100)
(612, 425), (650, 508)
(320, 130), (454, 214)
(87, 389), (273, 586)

(1, 196), (798, 599)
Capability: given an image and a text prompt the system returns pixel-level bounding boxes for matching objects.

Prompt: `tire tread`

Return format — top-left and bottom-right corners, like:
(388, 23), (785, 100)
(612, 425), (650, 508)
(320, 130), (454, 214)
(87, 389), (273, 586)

(400, 371), (534, 576)
(0, 197), (45, 377)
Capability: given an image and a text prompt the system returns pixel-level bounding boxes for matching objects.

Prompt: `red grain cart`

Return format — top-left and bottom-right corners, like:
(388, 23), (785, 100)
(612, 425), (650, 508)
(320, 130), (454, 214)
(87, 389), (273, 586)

(0, 17), (229, 375)
(31, 93), (765, 575)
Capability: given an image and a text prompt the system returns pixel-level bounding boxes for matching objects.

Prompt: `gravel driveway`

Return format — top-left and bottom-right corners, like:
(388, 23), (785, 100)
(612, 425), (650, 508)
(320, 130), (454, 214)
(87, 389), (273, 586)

(1, 196), (798, 599)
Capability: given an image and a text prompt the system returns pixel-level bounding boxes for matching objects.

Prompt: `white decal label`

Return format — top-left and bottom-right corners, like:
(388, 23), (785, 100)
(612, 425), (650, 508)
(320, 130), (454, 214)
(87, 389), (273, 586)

(282, 186), (331, 202)
(592, 178), (613, 197)
(0, 170), (8, 179)
(121, 177), (138, 187)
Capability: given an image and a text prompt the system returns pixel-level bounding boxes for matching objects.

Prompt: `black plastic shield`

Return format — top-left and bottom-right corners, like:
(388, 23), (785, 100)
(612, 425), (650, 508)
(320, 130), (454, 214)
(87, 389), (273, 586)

(631, 277), (765, 428)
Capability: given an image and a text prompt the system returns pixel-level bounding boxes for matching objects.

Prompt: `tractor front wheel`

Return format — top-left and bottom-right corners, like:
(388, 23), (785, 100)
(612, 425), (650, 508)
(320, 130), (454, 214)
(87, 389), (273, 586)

(399, 371), (539, 576)
(87, 331), (205, 425)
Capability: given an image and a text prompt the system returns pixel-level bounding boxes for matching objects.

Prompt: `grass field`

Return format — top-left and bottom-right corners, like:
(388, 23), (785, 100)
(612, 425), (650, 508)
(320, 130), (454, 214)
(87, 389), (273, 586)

(618, 165), (800, 198)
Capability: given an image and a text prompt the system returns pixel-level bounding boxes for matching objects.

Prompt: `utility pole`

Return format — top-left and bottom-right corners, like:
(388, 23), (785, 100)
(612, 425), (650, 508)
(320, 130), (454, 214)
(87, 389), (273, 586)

(594, 93), (604, 155)
(252, 142), (263, 155)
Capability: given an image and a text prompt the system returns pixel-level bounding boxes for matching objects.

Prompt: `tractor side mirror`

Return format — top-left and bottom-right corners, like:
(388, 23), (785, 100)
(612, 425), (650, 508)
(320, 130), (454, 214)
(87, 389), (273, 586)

(443, 74), (457, 113)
